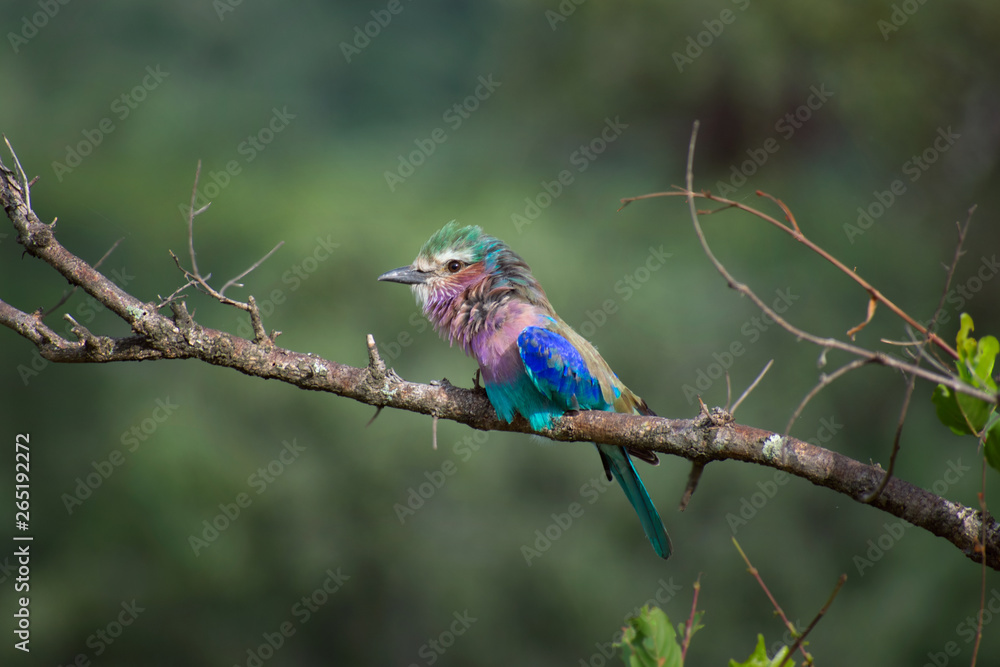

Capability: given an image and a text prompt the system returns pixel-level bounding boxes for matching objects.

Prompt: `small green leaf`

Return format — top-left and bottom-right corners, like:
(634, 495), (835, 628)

(616, 605), (683, 667)
(933, 314), (999, 439)
(728, 634), (794, 667)
(985, 421), (1000, 474)
(933, 384), (975, 435)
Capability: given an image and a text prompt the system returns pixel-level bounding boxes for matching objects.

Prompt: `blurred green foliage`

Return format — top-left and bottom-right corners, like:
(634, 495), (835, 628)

(1, 1), (999, 665)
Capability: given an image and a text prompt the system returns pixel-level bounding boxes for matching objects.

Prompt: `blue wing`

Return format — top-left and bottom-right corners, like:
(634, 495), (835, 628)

(516, 325), (672, 559)
(516, 326), (609, 412)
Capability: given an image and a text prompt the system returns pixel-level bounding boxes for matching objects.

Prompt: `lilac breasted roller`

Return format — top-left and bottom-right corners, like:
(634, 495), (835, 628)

(378, 222), (671, 559)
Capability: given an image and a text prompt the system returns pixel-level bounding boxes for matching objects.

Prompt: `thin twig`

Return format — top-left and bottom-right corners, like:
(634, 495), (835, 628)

(785, 358), (871, 436)
(864, 209), (974, 503)
(3, 135), (31, 212)
(187, 161), (203, 278)
(861, 370), (918, 503)
(624, 188), (960, 360)
(731, 359), (773, 415)
(732, 537), (811, 662)
(155, 278), (198, 310)
(778, 573), (847, 667)
(680, 574), (702, 663)
(220, 241), (285, 296)
(667, 147), (992, 406)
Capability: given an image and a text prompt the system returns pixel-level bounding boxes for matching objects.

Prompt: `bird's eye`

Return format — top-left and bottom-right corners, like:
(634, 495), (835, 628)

(446, 260), (464, 273)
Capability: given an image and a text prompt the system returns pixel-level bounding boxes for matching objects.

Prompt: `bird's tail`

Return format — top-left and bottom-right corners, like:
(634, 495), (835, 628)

(597, 444), (672, 560)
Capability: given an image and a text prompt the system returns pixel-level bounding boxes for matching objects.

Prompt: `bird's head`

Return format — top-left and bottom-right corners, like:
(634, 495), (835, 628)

(378, 221), (546, 324)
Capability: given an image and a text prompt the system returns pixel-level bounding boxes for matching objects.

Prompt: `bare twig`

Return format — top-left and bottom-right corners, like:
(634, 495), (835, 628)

(784, 358), (871, 436)
(731, 359), (773, 415)
(659, 142), (991, 406)
(732, 537), (812, 663)
(971, 480), (988, 667)
(173, 163), (283, 313)
(680, 575), (702, 663)
(220, 241), (285, 296)
(622, 189), (960, 361)
(3, 135), (31, 212)
(864, 209), (974, 503)
(778, 573), (847, 667)
(186, 161), (205, 278)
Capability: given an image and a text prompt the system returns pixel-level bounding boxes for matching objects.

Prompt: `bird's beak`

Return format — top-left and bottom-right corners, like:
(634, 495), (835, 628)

(378, 265), (429, 285)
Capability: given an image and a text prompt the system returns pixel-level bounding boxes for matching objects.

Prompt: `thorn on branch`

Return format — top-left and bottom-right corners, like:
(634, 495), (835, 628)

(247, 295), (269, 345)
(365, 406), (384, 428)
(366, 334), (387, 384)
(679, 461), (706, 512)
(63, 313), (99, 349)
(169, 301), (194, 329)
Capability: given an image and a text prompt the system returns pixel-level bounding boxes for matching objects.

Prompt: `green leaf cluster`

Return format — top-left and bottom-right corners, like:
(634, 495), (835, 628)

(615, 605), (792, 667)
(728, 635), (795, 667)
(932, 313), (1000, 471)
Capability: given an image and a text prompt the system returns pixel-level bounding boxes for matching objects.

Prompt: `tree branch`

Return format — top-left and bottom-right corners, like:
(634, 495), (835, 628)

(1, 144), (997, 570)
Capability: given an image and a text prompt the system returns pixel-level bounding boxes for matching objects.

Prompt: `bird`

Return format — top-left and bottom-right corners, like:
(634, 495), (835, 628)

(378, 221), (671, 559)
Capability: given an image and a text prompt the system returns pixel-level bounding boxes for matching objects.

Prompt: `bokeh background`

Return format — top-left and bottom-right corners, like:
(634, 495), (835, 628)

(2, 1), (1000, 665)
